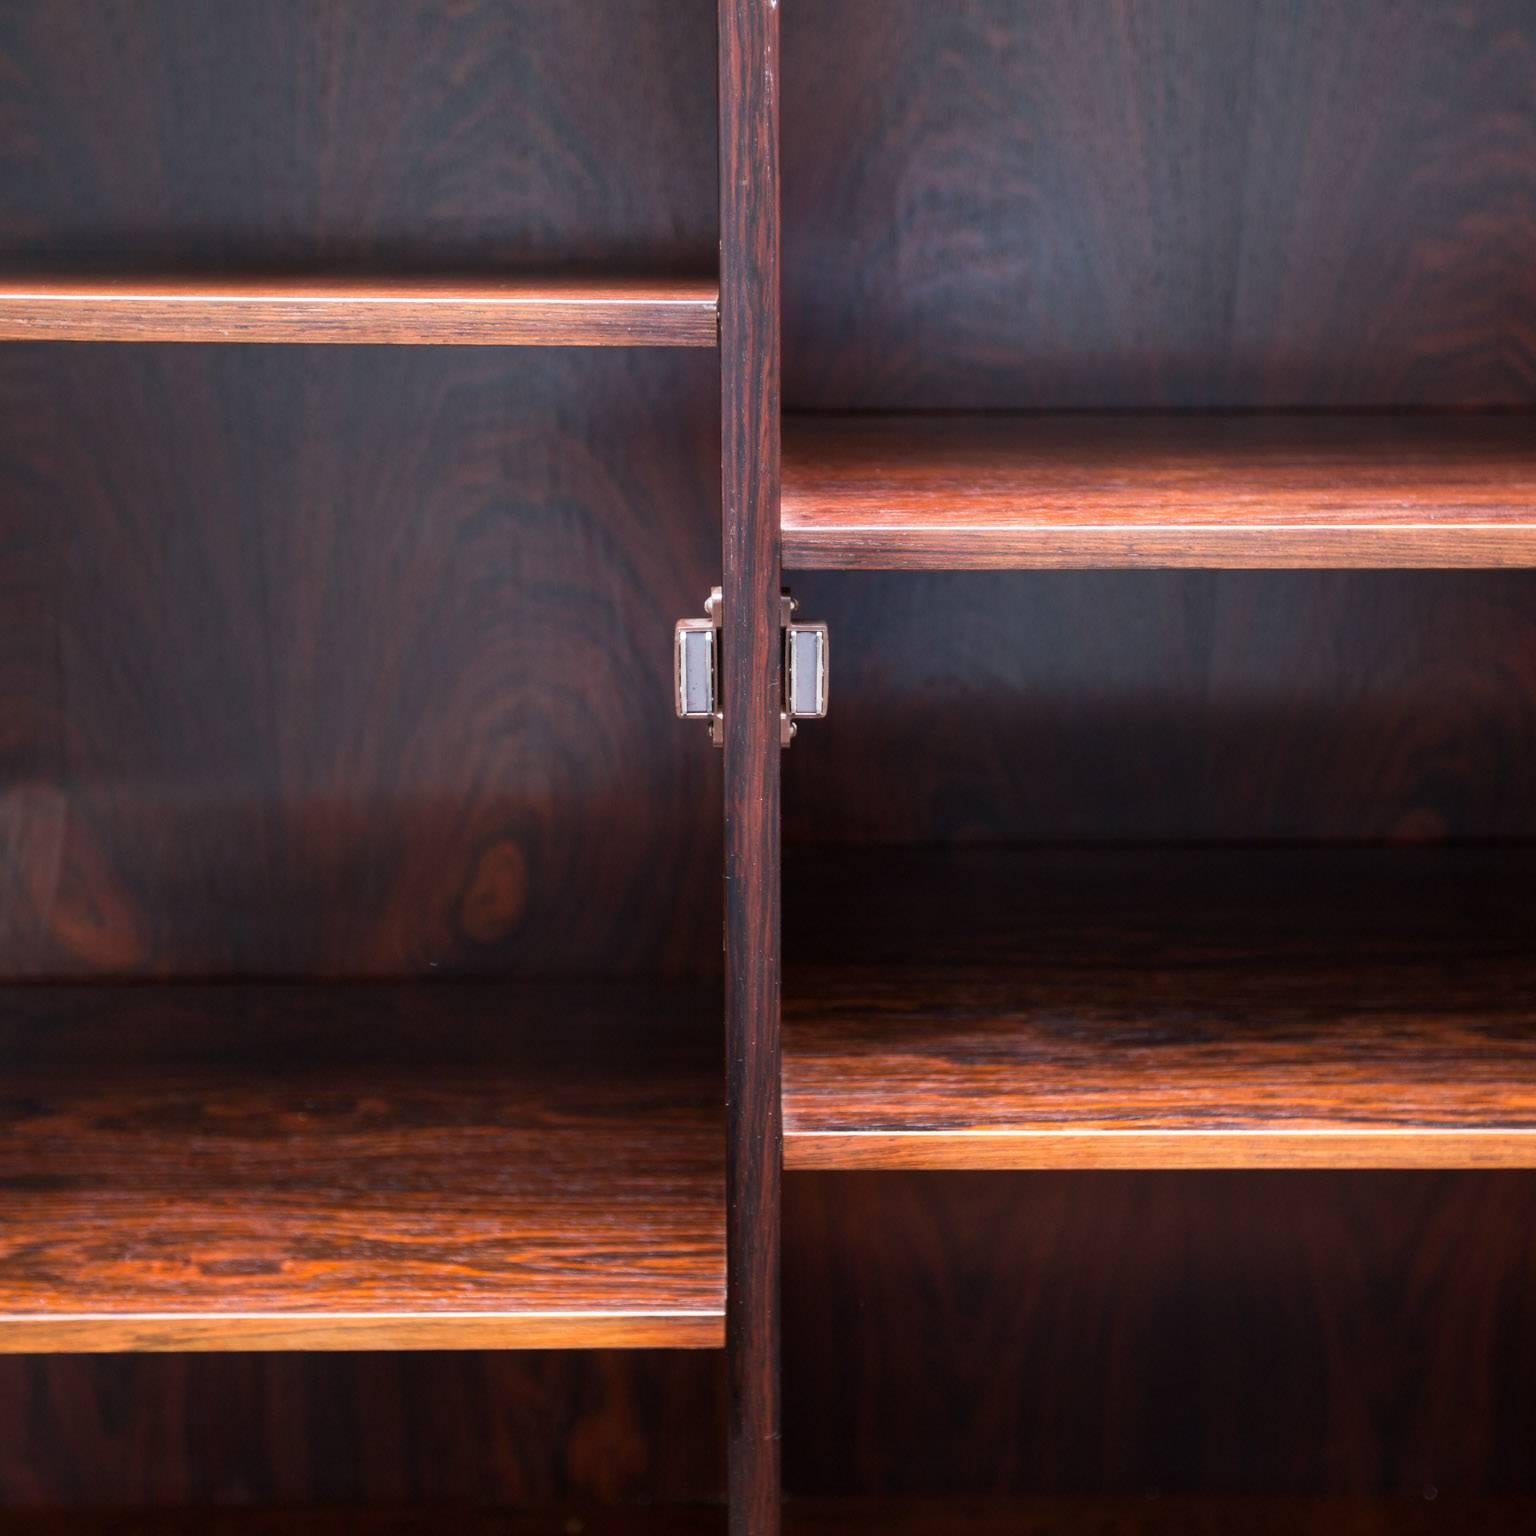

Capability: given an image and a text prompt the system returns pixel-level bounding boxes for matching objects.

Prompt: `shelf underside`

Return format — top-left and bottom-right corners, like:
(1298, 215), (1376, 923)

(782, 414), (1536, 568)
(785, 847), (1536, 1169)
(0, 983), (724, 1352)
(0, 276), (719, 347)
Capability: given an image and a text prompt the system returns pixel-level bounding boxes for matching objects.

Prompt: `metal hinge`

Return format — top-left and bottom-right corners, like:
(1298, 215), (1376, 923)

(675, 587), (828, 748)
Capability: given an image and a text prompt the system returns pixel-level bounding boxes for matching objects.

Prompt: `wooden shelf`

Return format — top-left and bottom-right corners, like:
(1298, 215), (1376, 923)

(781, 414), (1536, 569)
(0, 276), (719, 347)
(0, 982), (724, 1351)
(784, 847), (1536, 1169)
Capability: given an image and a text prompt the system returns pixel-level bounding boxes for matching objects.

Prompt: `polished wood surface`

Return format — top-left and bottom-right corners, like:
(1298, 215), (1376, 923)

(0, 345), (720, 978)
(0, 0), (727, 1511)
(782, 415), (1536, 569)
(719, 0), (783, 1528)
(784, 847), (1536, 1168)
(783, 1173), (1536, 1499)
(782, 1), (1536, 411)
(3, 0), (1533, 1523)
(0, 983), (724, 1351)
(0, 277), (719, 347)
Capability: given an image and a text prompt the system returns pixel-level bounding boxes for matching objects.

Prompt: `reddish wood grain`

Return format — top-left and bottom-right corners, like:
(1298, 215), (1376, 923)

(779, 567), (1536, 847)
(0, 983), (724, 1351)
(782, 1), (1536, 411)
(0, 277), (719, 347)
(782, 415), (1536, 569)
(0, 1349), (726, 1508)
(0, 0), (727, 1503)
(719, 0), (784, 1529)
(782, 1173), (1536, 1498)
(784, 847), (1536, 1168)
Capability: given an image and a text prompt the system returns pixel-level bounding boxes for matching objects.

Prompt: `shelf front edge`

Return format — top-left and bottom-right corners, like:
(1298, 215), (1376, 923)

(782, 523), (1536, 571)
(0, 1309), (726, 1354)
(0, 280), (720, 347)
(783, 1128), (1536, 1171)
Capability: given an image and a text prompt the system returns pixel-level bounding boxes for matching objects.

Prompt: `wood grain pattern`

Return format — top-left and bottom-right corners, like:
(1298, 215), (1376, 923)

(0, 277), (719, 347)
(7, 1314), (721, 1355)
(719, 0), (783, 1529)
(0, 0), (716, 278)
(0, 1512), (722, 1534)
(782, 0), (1536, 411)
(0, 983), (724, 1351)
(782, 415), (1536, 569)
(5, 0), (1532, 1522)
(782, 1174), (1536, 1498)
(784, 847), (1536, 1168)
(0, 344), (720, 978)
(776, 0), (1536, 1476)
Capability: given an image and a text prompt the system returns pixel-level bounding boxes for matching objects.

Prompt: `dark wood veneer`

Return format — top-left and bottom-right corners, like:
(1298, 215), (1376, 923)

(785, 847), (1536, 1168)
(783, 415), (1536, 570)
(0, 344), (720, 978)
(0, 0), (728, 1512)
(782, 0), (1536, 411)
(0, 0), (717, 279)
(0, 983), (724, 1351)
(0, 277), (719, 347)
(783, 1174), (1536, 1499)
(782, 569), (1536, 847)
(0, 1349), (725, 1507)
(719, 0), (784, 1529)
(4, 0), (1535, 1524)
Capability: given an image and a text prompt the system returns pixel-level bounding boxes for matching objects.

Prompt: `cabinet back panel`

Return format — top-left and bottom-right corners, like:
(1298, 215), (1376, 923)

(783, 2), (1536, 844)
(0, 0), (716, 276)
(785, 1173), (1536, 1498)
(784, 0), (1536, 410)
(785, 570), (1536, 845)
(0, 345), (720, 978)
(0, 1351), (723, 1508)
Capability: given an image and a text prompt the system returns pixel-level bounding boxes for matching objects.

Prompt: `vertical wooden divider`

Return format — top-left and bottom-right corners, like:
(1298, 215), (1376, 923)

(719, 0), (783, 1532)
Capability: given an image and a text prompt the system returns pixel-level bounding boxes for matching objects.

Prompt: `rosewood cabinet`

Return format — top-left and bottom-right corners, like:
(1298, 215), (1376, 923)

(2, 3), (1535, 1533)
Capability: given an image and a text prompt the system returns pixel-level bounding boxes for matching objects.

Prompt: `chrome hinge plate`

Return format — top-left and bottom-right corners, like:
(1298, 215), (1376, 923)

(674, 587), (725, 746)
(675, 587), (827, 748)
(779, 592), (828, 746)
